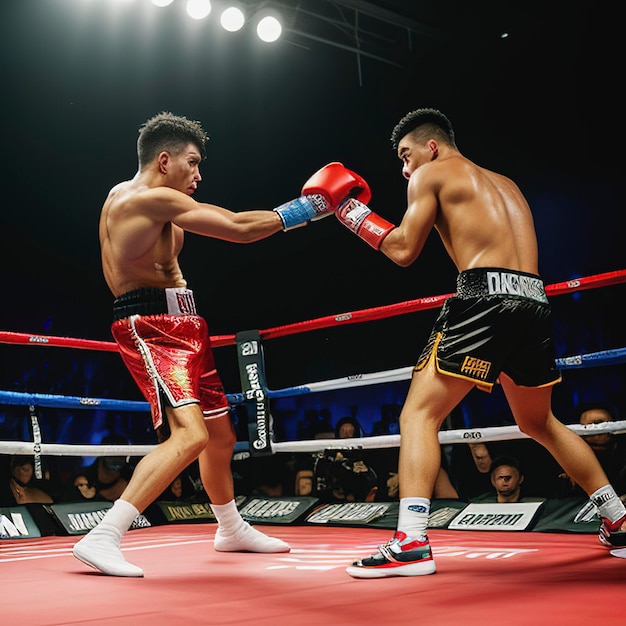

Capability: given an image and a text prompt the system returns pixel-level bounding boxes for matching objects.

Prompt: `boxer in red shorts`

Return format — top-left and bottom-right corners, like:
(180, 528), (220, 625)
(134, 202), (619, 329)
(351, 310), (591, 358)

(72, 112), (371, 577)
(111, 290), (230, 431)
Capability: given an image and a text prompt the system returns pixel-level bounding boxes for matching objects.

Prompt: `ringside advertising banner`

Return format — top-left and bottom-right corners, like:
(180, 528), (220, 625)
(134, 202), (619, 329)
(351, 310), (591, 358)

(0, 506), (41, 539)
(49, 501), (151, 535)
(448, 502), (544, 531)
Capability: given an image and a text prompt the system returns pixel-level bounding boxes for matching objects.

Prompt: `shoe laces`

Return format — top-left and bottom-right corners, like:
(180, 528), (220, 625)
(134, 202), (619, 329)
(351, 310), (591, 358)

(377, 533), (429, 561)
(378, 537), (403, 562)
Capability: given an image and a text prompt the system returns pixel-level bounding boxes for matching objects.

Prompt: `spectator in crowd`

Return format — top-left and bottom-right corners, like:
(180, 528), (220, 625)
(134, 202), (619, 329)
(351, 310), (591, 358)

(334, 415), (365, 439)
(85, 455), (132, 502)
(313, 448), (379, 502)
(313, 412), (379, 502)
(452, 440), (560, 500)
(559, 402), (626, 499)
(450, 442), (498, 501)
(79, 435), (134, 502)
(62, 473), (99, 501)
(472, 455), (542, 503)
(1, 455), (55, 505)
(294, 468), (314, 496)
(468, 442), (493, 474)
(385, 469), (400, 500)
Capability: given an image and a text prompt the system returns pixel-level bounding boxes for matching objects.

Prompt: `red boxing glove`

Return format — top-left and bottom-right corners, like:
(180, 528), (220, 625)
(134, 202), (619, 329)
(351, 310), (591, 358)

(336, 198), (395, 250)
(302, 162), (372, 221)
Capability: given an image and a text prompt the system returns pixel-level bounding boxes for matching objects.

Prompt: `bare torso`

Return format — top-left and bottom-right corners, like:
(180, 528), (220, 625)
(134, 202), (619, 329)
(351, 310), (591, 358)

(432, 155), (539, 274)
(386, 149), (540, 275)
(99, 180), (187, 297)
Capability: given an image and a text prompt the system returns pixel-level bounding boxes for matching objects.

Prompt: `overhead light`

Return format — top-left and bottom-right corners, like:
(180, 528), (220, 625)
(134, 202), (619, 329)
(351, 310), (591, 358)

(186, 0), (212, 20)
(256, 10), (282, 43)
(151, 0), (174, 7)
(220, 5), (246, 32)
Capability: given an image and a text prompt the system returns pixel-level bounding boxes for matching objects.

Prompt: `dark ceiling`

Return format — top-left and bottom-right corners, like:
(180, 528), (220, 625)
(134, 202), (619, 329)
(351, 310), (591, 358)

(1, 0), (623, 391)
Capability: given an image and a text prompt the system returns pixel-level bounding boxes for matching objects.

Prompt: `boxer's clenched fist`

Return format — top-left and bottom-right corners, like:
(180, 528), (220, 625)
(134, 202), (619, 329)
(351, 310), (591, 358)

(274, 162), (371, 230)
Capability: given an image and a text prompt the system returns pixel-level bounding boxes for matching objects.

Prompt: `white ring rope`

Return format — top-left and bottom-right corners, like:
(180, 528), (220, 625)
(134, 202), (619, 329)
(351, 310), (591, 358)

(270, 421), (626, 453)
(1, 421), (625, 457)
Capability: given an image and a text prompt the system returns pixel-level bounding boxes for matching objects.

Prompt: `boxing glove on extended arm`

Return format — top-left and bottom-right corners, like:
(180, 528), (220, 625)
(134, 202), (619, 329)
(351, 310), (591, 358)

(273, 194), (331, 231)
(336, 198), (396, 250)
(274, 162), (372, 231)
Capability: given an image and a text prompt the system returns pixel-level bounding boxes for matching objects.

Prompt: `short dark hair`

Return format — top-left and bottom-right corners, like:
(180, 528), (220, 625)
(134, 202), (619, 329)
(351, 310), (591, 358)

(490, 455), (522, 476)
(578, 401), (619, 421)
(137, 111), (209, 167)
(10, 455), (34, 469)
(390, 107), (455, 150)
(334, 416), (364, 438)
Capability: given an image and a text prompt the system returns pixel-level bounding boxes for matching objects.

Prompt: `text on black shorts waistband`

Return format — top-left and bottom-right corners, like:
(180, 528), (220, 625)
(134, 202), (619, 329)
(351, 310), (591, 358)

(456, 268), (548, 303)
(113, 287), (197, 321)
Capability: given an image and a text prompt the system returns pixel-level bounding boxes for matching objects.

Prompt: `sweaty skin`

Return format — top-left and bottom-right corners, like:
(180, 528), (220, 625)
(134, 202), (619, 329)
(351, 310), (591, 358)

(383, 134), (611, 506)
(385, 140), (539, 273)
(99, 143), (282, 298)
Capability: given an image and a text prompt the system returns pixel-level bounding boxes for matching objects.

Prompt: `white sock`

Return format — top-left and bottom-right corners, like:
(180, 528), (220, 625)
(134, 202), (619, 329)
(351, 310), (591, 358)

(591, 485), (626, 522)
(73, 499), (143, 577)
(397, 497), (430, 542)
(211, 500), (290, 553)
(210, 500), (244, 535)
(98, 499), (140, 535)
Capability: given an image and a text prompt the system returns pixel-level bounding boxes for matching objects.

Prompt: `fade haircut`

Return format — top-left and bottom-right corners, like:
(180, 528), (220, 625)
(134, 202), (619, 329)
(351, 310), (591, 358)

(390, 108), (456, 151)
(137, 111), (209, 167)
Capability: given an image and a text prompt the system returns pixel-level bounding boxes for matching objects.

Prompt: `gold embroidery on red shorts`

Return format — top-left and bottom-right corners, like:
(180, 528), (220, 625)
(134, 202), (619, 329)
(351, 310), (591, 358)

(171, 365), (192, 391)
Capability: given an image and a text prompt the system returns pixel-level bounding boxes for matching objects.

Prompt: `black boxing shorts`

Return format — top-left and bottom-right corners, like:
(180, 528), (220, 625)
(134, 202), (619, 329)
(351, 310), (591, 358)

(111, 287), (230, 429)
(415, 268), (562, 391)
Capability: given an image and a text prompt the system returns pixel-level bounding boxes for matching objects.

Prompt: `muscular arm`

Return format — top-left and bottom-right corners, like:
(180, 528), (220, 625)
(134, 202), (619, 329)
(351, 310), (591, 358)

(134, 187), (283, 244)
(379, 157), (540, 274)
(100, 183), (284, 295)
(378, 167), (439, 268)
(105, 186), (283, 263)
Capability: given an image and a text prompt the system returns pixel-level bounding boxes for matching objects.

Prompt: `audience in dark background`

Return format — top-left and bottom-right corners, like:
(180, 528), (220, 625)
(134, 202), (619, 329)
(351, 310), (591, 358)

(1, 354), (624, 510)
(63, 472), (98, 501)
(0, 455), (56, 505)
(471, 455), (544, 504)
(557, 402), (626, 499)
(334, 415), (365, 439)
(70, 434), (134, 502)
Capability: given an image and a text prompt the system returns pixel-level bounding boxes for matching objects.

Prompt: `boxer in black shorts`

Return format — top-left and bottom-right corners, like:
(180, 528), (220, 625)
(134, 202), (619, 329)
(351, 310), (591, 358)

(416, 267), (561, 391)
(335, 108), (626, 578)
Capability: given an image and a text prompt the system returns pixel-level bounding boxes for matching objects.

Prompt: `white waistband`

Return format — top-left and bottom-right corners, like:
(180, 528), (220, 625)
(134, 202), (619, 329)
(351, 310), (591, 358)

(165, 288), (197, 315)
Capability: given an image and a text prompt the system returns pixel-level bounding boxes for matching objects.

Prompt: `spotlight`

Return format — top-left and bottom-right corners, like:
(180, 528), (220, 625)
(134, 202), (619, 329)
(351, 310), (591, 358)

(220, 5), (245, 32)
(256, 10), (282, 43)
(186, 0), (212, 20)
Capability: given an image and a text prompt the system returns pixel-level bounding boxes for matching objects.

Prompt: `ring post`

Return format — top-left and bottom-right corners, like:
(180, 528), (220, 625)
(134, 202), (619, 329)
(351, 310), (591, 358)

(235, 330), (274, 456)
